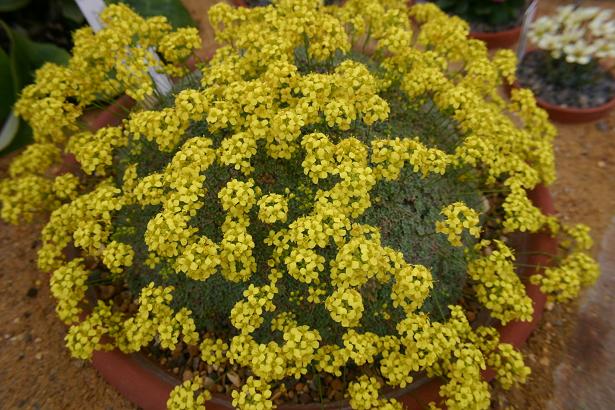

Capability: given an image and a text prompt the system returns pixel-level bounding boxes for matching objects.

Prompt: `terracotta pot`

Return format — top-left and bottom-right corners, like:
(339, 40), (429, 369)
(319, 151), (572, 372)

(469, 25), (522, 49)
(532, 93), (615, 124)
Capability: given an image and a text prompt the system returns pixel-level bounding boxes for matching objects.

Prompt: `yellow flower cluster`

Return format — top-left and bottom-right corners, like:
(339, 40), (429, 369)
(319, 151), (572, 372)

(257, 193), (289, 224)
(230, 284), (276, 334)
(8, 143), (60, 177)
(52, 173), (80, 200)
(67, 127), (127, 175)
(65, 300), (124, 360)
(325, 287), (364, 328)
(486, 343), (531, 390)
(102, 241), (135, 275)
(0, 1), (602, 410)
(467, 240), (534, 324)
(435, 202), (481, 247)
(118, 283), (198, 352)
(347, 376), (387, 410)
(0, 175), (57, 224)
(174, 237), (220, 281)
(199, 337), (229, 366)
(531, 252), (600, 302)
(167, 375), (211, 410)
(50, 258), (90, 324)
(13, 3), (202, 145)
(159, 27), (202, 76)
(231, 376), (273, 410)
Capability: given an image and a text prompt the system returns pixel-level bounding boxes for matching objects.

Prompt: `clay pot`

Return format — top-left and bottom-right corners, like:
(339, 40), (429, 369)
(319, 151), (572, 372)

(532, 93), (615, 124)
(469, 25), (522, 49)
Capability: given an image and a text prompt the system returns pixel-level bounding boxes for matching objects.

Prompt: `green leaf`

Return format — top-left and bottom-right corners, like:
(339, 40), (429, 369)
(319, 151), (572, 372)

(474, 5), (493, 16)
(0, 22), (67, 154)
(0, 112), (32, 155)
(0, 21), (70, 90)
(108, 0), (194, 28)
(0, 47), (13, 123)
(489, 7), (515, 26)
(436, 0), (456, 10)
(0, 0), (30, 12)
(60, 0), (85, 24)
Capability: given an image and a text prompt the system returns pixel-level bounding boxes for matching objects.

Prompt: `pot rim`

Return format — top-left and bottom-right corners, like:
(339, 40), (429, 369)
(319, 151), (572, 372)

(470, 24), (522, 38)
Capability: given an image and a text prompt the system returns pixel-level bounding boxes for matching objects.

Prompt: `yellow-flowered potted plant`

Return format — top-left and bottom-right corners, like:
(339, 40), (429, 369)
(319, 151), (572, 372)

(0, 1), (600, 410)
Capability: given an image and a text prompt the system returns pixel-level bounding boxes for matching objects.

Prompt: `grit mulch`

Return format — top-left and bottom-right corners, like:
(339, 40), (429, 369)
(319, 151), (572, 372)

(1, 1), (615, 409)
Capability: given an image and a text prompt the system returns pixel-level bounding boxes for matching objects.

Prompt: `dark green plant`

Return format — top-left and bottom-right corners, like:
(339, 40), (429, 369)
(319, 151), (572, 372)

(434, 0), (526, 30)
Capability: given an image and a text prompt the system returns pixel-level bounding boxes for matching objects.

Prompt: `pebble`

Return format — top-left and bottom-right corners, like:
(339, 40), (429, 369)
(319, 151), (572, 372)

(192, 357), (200, 371)
(329, 379), (343, 391)
(35, 352), (43, 360)
(202, 376), (215, 389)
(26, 287), (38, 298)
(598, 161), (606, 168)
(72, 360), (85, 368)
(182, 370), (193, 382)
(187, 344), (199, 357)
(539, 357), (550, 367)
(271, 389), (283, 401)
(545, 301), (554, 311)
(227, 371), (241, 387)
(299, 393), (311, 404)
(596, 121), (610, 133)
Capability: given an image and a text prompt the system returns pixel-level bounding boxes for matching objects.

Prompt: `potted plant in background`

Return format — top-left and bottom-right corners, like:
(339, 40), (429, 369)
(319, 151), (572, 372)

(0, 1), (600, 410)
(433, 0), (527, 48)
(518, 5), (615, 123)
(232, 0), (341, 7)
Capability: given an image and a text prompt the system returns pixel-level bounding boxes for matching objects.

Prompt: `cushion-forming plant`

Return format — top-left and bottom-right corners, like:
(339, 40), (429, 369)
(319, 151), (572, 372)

(0, 1), (600, 409)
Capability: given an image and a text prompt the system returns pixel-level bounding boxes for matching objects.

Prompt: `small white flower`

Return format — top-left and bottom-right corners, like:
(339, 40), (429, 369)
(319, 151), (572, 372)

(563, 40), (593, 64)
(593, 39), (615, 59)
(560, 26), (586, 44)
(555, 5), (575, 23)
(531, 5), (615, 63)
(565, 7), (600, 26)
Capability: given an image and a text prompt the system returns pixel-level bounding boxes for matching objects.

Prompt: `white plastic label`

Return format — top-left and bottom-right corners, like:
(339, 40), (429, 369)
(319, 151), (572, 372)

(517, 0), (539, 61)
